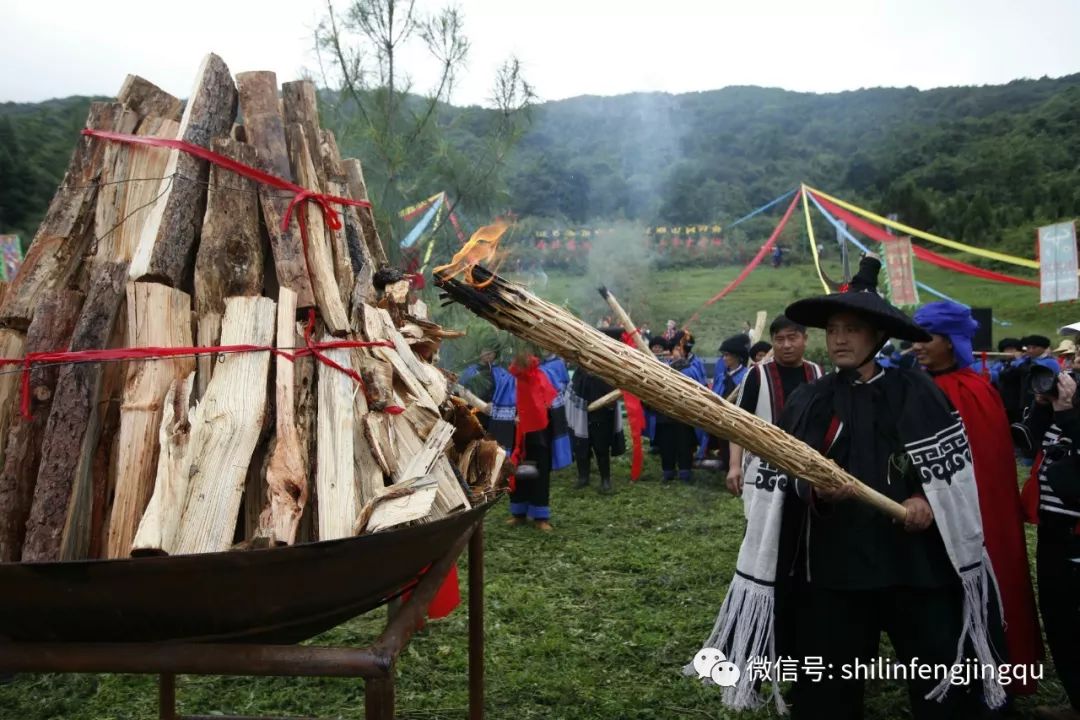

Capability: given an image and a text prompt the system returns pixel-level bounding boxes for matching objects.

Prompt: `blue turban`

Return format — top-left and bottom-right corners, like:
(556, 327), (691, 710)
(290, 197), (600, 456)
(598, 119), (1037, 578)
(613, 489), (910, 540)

(913, 301), (979, 369)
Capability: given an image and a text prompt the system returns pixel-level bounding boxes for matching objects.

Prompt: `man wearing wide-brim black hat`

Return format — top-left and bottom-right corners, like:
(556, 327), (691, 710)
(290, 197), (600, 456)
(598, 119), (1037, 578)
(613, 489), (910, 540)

(696, 255), (1006, 718)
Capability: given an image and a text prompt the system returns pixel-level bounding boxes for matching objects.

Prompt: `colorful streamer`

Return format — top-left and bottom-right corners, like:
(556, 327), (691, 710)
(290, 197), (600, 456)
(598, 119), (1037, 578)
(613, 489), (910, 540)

(683, 191), (802, 328)
(805, 185), (1039, 270)
(400, 194), (445, 248)
(801, 186), (832, 293)
(726, 188), (798, 229)
(809, 192), (1039, 288)
(807, 190), (1012, 326)
(400, 192), (444, 222)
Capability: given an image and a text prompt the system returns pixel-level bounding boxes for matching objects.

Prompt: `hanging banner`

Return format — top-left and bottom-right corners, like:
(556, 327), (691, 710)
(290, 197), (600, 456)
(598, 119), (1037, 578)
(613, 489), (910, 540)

(1038, 221), (1079, 303)
(0, 235), (22, 282)
(882, 236), (920, 306)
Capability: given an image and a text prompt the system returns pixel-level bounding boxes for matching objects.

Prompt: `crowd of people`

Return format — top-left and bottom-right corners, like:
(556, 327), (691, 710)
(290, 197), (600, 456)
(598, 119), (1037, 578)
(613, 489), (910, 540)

(457, 254), (1079, 720)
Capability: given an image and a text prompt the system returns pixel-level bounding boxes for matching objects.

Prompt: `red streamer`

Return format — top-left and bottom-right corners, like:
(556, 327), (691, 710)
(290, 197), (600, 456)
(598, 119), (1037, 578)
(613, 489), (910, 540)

(0, 309), (398, 421)
(684, 192), (801, 328)
(81, 129), (373, 295)
(810, 193), (1039, 289)
(620, 332), (646, 482)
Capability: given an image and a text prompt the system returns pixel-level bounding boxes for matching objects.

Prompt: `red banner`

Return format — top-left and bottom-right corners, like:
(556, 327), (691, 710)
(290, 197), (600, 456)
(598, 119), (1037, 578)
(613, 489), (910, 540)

(811, 193), (1039, 288)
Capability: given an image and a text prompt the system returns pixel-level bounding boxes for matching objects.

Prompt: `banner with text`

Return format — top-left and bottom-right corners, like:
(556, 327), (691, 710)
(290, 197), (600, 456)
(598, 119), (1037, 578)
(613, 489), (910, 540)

(882, 236), (920, 306)
(1038, 221), (1079, 303)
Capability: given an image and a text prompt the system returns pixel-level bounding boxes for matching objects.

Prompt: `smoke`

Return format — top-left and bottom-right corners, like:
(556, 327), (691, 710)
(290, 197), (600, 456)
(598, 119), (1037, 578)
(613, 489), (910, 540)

(579, 221), (656, 329)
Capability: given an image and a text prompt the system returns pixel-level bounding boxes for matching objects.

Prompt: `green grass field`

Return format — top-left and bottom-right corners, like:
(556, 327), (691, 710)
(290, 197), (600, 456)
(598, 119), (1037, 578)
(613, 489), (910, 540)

(0, 455), (1070, 719)
(1, 261), (1074, 719)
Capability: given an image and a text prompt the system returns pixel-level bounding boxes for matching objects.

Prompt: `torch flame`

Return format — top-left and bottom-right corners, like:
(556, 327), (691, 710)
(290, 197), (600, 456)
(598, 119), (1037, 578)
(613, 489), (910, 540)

(433, 220), (510, 288)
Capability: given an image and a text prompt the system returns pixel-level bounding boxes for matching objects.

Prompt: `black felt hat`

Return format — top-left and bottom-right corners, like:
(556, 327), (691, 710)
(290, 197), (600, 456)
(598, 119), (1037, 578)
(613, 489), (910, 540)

(784, 256), (931, 342)
(997, 337), (1022, 353)
(1022, 335), (1051, 350)
(749, 340), (772, 358)
(718, 334), (751, 364)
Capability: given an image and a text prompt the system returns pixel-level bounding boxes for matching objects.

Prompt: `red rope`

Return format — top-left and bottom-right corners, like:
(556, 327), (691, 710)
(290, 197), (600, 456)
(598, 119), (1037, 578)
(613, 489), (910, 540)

(81, 129), (373, 296)
(0, 308), (399, 421)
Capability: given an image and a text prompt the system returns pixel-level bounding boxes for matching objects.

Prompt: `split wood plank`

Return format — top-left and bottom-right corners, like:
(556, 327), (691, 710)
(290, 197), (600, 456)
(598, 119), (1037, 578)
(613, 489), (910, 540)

(172, 296), (275, 555)
(0, 290), (82, 561)
(284, 124), (349, 333)
(105, 283), (195, 558)
(194, 136), (264, 322)
(316, 340), (357, 541)
(21, 261), (127, 561)
(235, 71), (315, 308)
(260, 287), (309, 545)
(130, 53), (238, 286)
(131, 372), (195, 556)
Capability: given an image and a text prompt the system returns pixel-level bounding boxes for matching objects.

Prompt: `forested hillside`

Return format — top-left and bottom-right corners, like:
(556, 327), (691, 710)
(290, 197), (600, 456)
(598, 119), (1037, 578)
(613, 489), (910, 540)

(3, 74), (1079, 259)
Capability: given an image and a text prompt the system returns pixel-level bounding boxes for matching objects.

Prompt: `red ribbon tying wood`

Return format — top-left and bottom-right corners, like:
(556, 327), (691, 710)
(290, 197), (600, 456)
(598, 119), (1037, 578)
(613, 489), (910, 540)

(81, 128), (374, 294)
(0, 309), (402, 421)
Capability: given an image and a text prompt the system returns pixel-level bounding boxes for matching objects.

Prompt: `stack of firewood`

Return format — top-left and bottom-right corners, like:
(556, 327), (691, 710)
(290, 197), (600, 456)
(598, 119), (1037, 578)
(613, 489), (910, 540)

(0, 53), (506, 564)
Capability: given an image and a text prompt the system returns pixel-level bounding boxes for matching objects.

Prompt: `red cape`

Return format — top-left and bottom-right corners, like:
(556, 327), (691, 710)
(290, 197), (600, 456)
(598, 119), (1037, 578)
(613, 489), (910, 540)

(934, 368), (1043, 691)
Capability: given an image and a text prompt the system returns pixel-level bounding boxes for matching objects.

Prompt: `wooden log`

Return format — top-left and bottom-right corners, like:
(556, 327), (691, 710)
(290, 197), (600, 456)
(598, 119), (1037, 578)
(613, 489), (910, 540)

(587, 286), (655, 412)
(95, 117), (179, 267)
(117, 75), (183, 122)
(598, 285), (651, 354)
(397, 405), (470, 518)
(293, 315), (320, 544)
(21, 262), (127, 561)
(343, 158), (388, 267)
(363, 420), (457, 533)
(88, 297), (128, 559)
(316, 339), (357, 541)
(0, 102), (128, 329)
(90, 106), (140, 263)
(260, 287), (309, 545)
(0, 290), (83, 562)
(350, 350), (385, 507)
(243, 429), (271, 543)
(130, 53), (238, 286)
(284, 124), (350, 333)
(235, 71), (315, 308)
(171, 297), (275, 555)
(0, 329), (25, 471)
(194, 137), (263, 322)
(319, 131), (370, 286)
(195, 312), (221, 401)
(322, 175), (358, 310)
(105, 283), (195, 558)
(131, 373), (195, 556)
(365, 413), (397, 478)
(281, 81), (324, 183)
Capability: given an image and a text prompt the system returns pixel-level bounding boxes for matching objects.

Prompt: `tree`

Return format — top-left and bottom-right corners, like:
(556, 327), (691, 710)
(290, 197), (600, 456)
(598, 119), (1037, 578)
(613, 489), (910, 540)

(315, 0), (534, 262)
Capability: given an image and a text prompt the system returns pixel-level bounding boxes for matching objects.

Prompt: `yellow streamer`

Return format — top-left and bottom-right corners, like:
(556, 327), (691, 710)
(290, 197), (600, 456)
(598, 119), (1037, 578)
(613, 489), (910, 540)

(399, 192), (444, 219)
(805, 185), (1039, 270)
(801, 186), (831, 293)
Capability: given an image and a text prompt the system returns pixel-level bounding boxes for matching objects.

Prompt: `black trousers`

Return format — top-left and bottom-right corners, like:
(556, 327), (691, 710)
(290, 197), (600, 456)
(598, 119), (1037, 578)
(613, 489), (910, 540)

(790, 582), (977, 720)
(1037, 522), (1080, 709)
(575, 419), (614, 480)
(654, 422), (694, 473)
(509, 429), (552, 520)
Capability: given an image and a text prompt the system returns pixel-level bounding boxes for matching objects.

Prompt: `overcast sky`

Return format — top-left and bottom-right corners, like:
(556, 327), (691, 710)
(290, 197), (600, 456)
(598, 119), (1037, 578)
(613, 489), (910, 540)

(3, 0), (1079, 107)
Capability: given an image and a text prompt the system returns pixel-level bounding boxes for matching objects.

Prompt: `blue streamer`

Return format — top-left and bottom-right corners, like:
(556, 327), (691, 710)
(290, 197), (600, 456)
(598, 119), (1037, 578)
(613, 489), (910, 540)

(806, 192), (1011, 326)
(726, 189), (797, 229)
(400, 194), (445, 248)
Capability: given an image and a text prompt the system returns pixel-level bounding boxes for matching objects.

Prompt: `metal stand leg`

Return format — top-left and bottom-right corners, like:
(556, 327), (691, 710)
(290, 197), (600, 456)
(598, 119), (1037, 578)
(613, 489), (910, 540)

(364, 677), (395, 720)
(159, 673), (177, 720)
(468, 524), (484, 720)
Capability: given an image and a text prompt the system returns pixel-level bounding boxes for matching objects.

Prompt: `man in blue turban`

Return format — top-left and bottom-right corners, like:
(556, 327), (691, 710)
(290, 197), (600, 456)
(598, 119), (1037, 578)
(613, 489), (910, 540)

(913, 301), (1043, 702)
